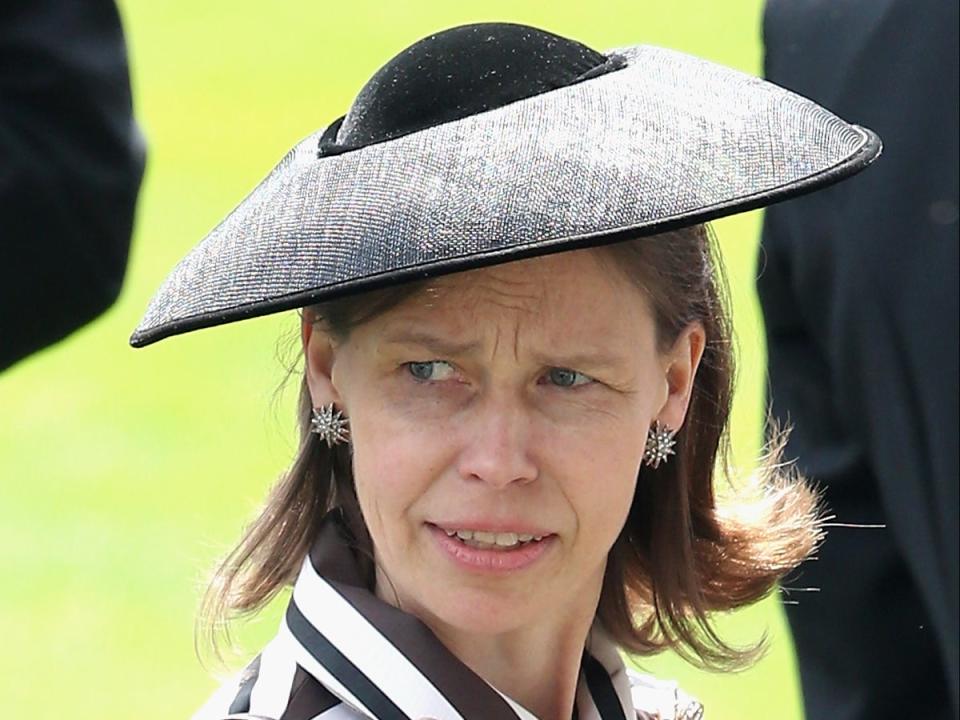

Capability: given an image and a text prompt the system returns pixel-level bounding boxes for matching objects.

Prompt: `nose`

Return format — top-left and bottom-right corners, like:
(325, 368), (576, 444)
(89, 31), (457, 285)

(455, 392), (539, 489)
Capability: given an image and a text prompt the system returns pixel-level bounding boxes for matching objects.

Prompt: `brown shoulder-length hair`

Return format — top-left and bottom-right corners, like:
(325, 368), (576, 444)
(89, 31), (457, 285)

(199, 224), (821, 669)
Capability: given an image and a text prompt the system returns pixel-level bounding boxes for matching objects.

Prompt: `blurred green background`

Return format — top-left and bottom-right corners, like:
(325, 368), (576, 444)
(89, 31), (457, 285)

(0, 1), (804, 718)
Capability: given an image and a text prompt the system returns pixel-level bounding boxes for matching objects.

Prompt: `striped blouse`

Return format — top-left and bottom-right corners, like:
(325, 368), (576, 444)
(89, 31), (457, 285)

(193, 514), (703, 720)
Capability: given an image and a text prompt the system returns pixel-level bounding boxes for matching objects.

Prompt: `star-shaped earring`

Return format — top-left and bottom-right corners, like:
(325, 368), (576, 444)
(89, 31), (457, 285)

(309, 403), (350, 447)
(643, 420), (676, 468)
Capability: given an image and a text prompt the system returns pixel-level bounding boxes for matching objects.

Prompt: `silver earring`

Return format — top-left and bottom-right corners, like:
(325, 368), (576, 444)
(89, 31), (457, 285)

(643, 421), (676, 468)
(310, 403), (350, 447)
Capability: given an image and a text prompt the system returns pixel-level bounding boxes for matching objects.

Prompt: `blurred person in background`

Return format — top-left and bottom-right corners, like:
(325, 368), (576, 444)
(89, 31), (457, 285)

(759, 0), (959, 717)
(0, 0), (144, 371)
(132, 23), (879, 720)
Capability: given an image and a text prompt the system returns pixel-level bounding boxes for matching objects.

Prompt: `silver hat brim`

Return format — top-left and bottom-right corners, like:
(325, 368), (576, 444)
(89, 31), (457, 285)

(131, 45), (881, 347)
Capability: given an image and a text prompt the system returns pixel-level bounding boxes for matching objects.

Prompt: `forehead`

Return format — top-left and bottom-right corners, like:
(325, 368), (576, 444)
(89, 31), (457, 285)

(371, 248), (652, 340)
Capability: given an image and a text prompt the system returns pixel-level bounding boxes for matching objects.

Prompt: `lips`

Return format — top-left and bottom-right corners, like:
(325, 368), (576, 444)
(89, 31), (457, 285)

(427, 522), (555, 572)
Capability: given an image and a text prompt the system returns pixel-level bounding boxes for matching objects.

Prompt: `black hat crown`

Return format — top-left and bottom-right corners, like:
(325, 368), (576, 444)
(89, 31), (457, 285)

(319, 23), (623, 155)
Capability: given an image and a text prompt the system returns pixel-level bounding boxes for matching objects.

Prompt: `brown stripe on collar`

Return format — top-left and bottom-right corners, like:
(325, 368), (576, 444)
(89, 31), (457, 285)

(285, 666), (341, 720)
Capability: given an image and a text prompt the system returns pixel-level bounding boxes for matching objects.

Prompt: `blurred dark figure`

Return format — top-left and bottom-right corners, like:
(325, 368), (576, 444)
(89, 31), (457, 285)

(759, 0), (959, 717)
(0, 0), (144, 371)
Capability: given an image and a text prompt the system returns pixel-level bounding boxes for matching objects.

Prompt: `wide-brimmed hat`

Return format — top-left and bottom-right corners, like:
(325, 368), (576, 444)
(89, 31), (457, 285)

(131, 22), (880, 347)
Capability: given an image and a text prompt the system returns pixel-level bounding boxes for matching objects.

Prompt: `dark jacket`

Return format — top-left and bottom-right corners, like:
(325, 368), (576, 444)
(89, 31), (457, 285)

(0, 0), (144, 370)
(760, 0), (959, 716)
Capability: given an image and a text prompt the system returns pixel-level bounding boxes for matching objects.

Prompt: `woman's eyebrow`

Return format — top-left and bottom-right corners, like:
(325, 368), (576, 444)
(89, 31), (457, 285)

(379, 330), (482, 356)
(533, 350), (628, 371)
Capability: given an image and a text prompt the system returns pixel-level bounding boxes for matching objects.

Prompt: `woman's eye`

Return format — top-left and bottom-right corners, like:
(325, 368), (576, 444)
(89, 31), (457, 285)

(545, 367), (593, 388)
(406, 360), (457, 382)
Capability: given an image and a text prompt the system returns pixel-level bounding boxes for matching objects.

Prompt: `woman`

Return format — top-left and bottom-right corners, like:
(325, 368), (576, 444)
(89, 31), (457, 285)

(132, 23), (880, 720)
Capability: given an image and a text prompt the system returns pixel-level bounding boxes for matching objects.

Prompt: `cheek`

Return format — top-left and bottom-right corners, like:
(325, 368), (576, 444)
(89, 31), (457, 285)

(348, 403), (449, 536)
(545, 417), (644, 549)
(570, 455), (639, 549)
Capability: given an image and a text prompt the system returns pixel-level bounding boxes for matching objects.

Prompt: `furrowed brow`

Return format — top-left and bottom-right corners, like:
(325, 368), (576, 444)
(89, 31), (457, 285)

(380, 330), (482, 357)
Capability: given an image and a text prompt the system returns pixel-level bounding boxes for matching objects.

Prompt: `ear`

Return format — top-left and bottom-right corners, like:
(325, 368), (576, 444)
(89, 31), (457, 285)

(655, 321), (706, 432)
(302, 317), (344, 409)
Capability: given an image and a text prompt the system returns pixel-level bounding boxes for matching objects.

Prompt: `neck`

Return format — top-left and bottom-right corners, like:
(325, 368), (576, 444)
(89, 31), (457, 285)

(444, 622), (593, 718)
(425, 573), (603, 720)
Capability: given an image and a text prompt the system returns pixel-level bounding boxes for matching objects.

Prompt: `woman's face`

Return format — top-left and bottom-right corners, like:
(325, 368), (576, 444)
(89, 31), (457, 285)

(305, 248), (702, 639)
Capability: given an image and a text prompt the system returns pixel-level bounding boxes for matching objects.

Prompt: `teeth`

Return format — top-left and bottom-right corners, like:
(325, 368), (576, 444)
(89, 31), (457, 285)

(443, 528), (545, 549)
